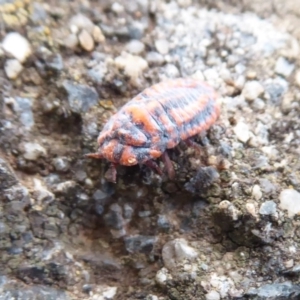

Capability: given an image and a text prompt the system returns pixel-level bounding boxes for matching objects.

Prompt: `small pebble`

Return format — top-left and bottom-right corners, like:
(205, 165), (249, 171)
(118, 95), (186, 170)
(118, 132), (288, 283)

(208, 274), (235, 298)
(4, 59), (23, 79)
(92, 189), (109, 202)
(14, 98), (34, 129)
(92, 26), (105, 43)
(62, 80), (99, 113)
(295, 70), (300, 87)
(22, 142), (47, 161)
(155, 39), (169, 55)
(242, 80), (264, 101)
(252, 184), (262, 200)
(55, 180), (77, 194)
(218, 200), (240, 221)
(33, 179), (55, 204)
(95, 286), (117, 300)
(157, 215), (170, 230)
(279, 189), (300, 218)
(163, 63), (180, 78)
(185, 166), (219, 193)
(123, 204), (134, 220)
(162, 238), (198, 269)
(246, 70), (257, 79)
(78, 30), (94, 51)
(111, 2), (125, 14)
(179, 0), (192, 6)
(252, 98), (265, 111)
(264, 77), (288, 104)
(259, 178), (276, 194)
(233, 121), (251, 143)
(124, 235), (157, 254)
(69, 14), (94, 34)
(126, 40), (145, 55)
(275, 57), (294, 77)
(65, 34), (78, 49)
(156, 268), (170, 286)
(246, 202), (258, 218)
(53, 157), (70, 173)
(114, 52), (148, 83)
(104, 204), (124, 230)
(2, 32), (32, 63)
(259, 201), (277, 216)
(203, 68), (219, 81)
(206, 290), (221, 300)
(146, 51), (164, 66)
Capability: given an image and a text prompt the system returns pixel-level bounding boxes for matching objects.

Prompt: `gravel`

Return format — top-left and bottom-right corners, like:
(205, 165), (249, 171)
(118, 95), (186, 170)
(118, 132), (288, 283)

(1, 0), (300, 299)
(242, 80), (264, 101)
(13, 97), (35, 129)
(279, 189), (300, 218)
(62, 80), (99, 113)
(4, 59), (23, 79)
(78, 29), (94, 51)
(1, 32), (32, 63)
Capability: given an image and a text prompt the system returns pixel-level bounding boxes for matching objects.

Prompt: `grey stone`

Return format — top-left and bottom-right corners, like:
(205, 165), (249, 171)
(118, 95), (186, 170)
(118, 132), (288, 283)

(259, 201), (277, 215)
(93, 189), (109, 201)
(0, 285), (68, 300)
(124, 235), (157, 254)
(185, 166), (219, 193)
(14, 98), (34, 129)
(246, 281), (300, 298)
(62, 81), (99, 113)
(146, 51), (164, 66)
(123, 204), (134, 220)
(69, 13), (94, 33)
(126, 40), (145, 54)
(264, 78), (288, 104)
(44, 53), (64, 72)
(103, 204), (124, 230)
(157, 215), (171, 230)
(259, 178), (276, 194)
(275, 57), (295, 77)
(0, 158), (18, 190)
(53, 157), (70, 173)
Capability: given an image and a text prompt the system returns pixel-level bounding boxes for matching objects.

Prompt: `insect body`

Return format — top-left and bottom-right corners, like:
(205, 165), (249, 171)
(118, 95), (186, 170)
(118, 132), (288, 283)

(87, 78), (220, 182)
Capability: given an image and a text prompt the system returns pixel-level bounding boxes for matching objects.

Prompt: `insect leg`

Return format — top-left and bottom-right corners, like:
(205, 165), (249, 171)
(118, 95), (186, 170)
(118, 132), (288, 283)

(184, 138), (202, 153)
(161, 151), (175, 180)
(85, 152), (103, 159)
(104, 163), (118, 183)
(144, 160), (163, 175)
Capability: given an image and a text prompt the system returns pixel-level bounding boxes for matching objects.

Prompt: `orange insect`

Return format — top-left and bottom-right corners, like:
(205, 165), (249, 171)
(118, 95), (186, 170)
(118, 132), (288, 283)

(87, 78), (220, 182)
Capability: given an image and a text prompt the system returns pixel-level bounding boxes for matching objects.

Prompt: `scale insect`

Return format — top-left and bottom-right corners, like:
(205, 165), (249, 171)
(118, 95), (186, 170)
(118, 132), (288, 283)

(86, 78), (221, 182)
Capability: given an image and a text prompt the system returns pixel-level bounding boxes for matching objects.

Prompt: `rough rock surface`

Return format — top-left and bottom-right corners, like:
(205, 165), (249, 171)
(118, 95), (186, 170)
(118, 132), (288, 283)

(0, 0), (300, 299)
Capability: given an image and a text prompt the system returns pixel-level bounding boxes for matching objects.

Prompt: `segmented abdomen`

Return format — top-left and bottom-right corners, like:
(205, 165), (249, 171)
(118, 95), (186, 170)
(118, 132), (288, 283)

(126, 78), (220, 149)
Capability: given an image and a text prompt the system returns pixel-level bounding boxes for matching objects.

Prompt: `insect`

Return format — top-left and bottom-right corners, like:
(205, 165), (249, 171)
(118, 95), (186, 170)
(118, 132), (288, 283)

(86, 78), (220, 182)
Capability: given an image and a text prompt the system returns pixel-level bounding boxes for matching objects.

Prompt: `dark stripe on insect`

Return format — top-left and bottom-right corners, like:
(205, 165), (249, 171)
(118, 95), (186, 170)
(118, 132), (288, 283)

(113, 143), (124, 162)
(134, 147), (151, 162)
(155, 101), (181, 144)
(156, 87), (204, 110)
(182, 99), (216, 134)
(127, 118), (160, 149)
(147, 106), (171, 135)
(156, 99), (178, 127)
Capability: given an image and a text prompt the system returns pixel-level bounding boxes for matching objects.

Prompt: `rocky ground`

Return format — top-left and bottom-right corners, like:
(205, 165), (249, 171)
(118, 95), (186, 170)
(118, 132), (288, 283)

(1, 0), (300, 299)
